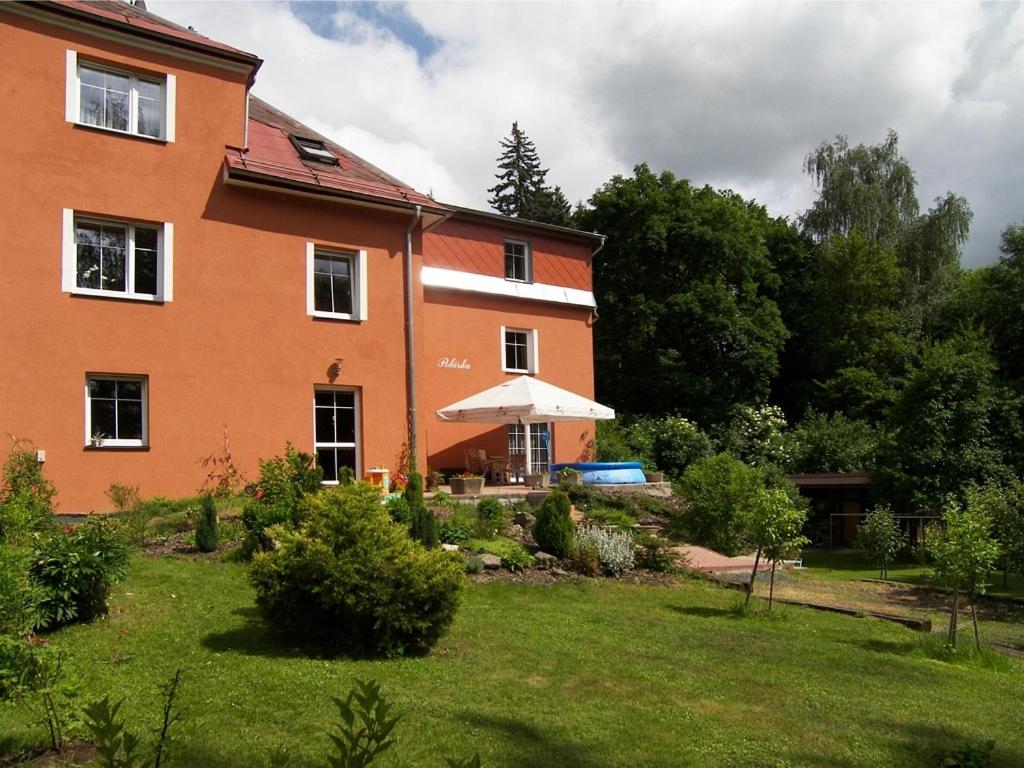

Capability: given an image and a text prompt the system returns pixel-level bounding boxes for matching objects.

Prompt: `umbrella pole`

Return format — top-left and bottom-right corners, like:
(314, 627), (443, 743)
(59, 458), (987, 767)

(523, 422), (532, 476)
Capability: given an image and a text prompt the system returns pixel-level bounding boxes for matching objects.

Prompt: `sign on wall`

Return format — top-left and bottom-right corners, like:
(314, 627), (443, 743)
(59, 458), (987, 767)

(437, 357), (471, 370)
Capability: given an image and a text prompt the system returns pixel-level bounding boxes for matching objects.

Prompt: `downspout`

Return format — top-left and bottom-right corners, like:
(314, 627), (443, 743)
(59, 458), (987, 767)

(404, 204), (422, 472)
(590, 234), (606, 323)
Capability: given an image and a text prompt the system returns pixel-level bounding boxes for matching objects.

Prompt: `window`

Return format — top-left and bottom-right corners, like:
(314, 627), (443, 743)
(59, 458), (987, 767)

(314, 389), (359, 484)
(85, 376), (147, 447)
(504, 239), (531, 282)
(306, 243), (367, 320)
(66, 52), (175, 141)
(290, 135), (339, 165)
(501, 326), (539, 374)
(62, 211), (173, 302)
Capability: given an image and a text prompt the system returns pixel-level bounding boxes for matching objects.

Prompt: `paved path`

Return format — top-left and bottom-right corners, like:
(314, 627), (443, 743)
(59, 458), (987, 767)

(672, 544), (759, 573)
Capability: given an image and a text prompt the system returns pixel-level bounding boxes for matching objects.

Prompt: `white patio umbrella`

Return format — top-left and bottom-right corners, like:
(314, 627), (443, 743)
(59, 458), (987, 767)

(436, 375), (615, 474)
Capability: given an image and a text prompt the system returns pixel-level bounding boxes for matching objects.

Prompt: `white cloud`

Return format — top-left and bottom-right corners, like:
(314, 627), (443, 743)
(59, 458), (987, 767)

(151, 0), (1024, 265)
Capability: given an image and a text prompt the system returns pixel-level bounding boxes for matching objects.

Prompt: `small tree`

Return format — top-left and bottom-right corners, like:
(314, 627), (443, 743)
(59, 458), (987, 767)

(676, 453), (763, 555)
(927, 495), (1001, 649)
(195, 494), (219, 553)
(856, 505), (906, 579)
(976, 477), (1024, 587)
(532, 492), (575, 558)
(405, 473), (438, 549)
(738, 487), (808, 609)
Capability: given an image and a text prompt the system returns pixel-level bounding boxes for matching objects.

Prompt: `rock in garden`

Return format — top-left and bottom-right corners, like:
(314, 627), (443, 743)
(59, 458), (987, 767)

(534, 552), (558, 569)
(513, 511), (536, 527)
(480, 553), (503, 570)
(441, 543), (459, 552)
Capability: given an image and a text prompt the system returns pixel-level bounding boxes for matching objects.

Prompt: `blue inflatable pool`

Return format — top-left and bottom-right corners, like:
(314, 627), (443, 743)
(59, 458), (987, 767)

(550, 461), (646, 485)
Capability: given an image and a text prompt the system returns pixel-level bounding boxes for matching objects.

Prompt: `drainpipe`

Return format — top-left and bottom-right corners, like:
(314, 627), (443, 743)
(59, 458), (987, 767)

(404, 204), (422, 472)
(590, 235), (606, 323)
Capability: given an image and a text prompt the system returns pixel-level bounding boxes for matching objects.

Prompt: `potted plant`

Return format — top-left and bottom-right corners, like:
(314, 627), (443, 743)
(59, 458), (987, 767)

(644, 466), (665, 483)
(90, 430), (105, 448)
(450, 472), (484, 495)
(524, 471), (550, 489)
(557, 466), (583, 486)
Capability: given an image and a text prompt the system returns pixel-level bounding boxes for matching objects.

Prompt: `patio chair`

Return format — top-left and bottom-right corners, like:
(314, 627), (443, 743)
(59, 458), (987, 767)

(464, 448), (489, 476)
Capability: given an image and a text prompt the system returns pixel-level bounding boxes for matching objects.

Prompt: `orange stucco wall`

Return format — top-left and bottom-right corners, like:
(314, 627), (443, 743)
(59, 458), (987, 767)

(0, 9), (597, 512)
(420, 290), (596, 473)
(423, 219), (592, 291)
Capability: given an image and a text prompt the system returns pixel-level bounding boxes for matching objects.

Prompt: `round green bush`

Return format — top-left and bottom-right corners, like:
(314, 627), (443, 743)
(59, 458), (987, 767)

(249, 484), (464, 658)
(475, 497), (506, 538)
(532, 492), (575, 558)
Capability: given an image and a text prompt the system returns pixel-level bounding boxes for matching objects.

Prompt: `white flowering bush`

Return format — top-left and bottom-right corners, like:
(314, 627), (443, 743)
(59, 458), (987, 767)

(724, 404), (792, 470)
(575, 525), (635, 576)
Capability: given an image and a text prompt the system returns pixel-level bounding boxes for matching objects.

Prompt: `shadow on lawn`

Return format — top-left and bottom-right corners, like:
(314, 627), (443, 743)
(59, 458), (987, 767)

(664, 604), (734, 619)
(201, 607), (310, 659)
(845, 637), (921, 657)
(867, 718), (1020, 768)
(459, 712), (608, 768)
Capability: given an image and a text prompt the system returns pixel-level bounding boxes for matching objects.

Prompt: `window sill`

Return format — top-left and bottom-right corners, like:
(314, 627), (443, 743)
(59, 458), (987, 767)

(84, 444), (149, 452)
(70, 288), (165, 304)
(502, 369), (534, 376)
(504, 277), (533, 285)
(311, 311), (362, 322)
(71, 121), (168, 144)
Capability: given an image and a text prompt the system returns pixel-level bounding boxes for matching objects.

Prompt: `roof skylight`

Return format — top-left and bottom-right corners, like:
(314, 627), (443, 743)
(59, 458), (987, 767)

(290, 135), (339, 166)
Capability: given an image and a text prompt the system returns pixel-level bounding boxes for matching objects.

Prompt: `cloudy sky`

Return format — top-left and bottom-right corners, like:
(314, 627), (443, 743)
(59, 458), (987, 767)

(150, 0), (1024, 267)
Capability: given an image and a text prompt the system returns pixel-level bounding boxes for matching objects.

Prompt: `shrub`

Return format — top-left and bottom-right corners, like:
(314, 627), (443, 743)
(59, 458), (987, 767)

(532, 492), (575, 558)
(575, 525), (635, 575)
(464, 556), (484, 575)
(595, 420), (634, 462)
(474, 497), (506, 538)
(568, 538), (599, 576)
(500, 543), (533, 573)
(0, 547), (41, 637)
(0, 441), (56, 543)
(439, 518), (472, 545)
(242, 444), (323, 555)
(627, 416), (714, 479)
(32, 518), (129, 630)
(675, 453), (764, 555)
(249, 484), (464, 657)
(406, 473), (438, 549)
(385, 495), (411, 525)
(195, 495), (219, 553)
(105, 484), (141, 514)
(635, 534), (678, 573)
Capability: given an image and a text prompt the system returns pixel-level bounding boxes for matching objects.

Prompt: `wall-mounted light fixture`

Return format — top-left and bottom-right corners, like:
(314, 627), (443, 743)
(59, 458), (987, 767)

(327, 358), (343, 383)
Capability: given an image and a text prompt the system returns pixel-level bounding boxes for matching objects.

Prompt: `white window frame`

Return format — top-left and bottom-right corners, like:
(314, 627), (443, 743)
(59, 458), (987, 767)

(500, 326), (539, 374)
(62, 210), (173, 302)
(306, 243), (368, 321)
(84, 374), (148, 448)
(313, 387), (361, 485)
(504, 238), (531, 283)
(66, 51), (176, 142)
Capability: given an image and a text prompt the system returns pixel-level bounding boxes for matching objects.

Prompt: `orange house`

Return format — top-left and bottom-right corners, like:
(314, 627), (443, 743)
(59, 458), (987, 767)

(0, 1), (603, 513)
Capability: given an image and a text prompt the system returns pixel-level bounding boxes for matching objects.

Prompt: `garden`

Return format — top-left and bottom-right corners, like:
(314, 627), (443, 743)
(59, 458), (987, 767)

(2, 439), (1024, 767)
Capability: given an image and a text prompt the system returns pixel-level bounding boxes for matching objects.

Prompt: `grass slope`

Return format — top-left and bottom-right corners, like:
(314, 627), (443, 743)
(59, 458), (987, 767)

(2, 556), (1023, 767)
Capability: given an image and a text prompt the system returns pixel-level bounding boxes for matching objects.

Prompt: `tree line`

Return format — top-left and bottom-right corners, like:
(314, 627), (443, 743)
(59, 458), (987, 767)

(488, 123), (1024, 517)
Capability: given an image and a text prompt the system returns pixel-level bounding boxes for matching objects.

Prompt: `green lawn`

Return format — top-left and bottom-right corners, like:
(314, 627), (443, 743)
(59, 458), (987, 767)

(798, 548), (1024, 599)
(2, 556), (1024, 767)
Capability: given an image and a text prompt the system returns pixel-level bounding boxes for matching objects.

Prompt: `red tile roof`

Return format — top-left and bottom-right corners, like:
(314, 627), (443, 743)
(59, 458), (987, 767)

(225, 96), (446, 213)
(37, 1), (261, 70)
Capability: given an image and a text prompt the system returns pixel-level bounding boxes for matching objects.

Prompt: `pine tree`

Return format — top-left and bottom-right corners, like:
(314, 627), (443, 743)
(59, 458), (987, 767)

(488, 122), (572, 226)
